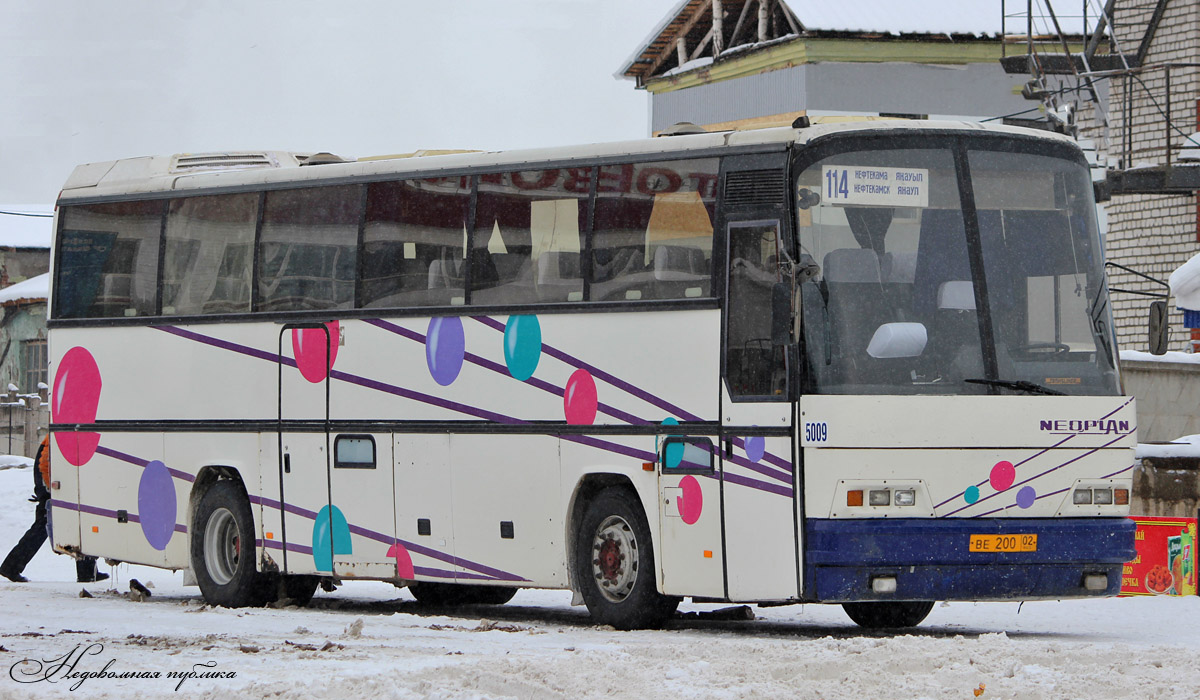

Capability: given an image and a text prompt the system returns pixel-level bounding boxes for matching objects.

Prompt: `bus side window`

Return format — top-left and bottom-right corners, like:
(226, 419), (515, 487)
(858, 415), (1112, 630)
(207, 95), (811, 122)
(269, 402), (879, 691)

(470, 170), (586, 307)
(257, 185), (361, 312)
(334, 435), (376, 469)
(362, 178), (470, 309)
(661, 437), (716, 472)
(590, 158), (718, 302)
(56, 201), (164, 319)
(162, 193), (258, 315)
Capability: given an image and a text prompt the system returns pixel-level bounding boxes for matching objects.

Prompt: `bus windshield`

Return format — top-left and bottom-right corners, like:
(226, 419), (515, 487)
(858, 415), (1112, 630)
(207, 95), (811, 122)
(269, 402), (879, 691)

(794, 136), (1119, 397)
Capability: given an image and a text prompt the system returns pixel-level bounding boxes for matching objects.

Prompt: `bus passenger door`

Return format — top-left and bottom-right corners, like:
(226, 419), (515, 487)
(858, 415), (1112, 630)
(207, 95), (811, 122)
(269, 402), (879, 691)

(720, 213), (800, 601)
(276, 323), (335, 577)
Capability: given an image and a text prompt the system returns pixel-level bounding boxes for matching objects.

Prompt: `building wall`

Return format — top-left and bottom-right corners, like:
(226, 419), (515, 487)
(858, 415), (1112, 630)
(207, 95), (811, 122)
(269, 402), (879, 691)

(0, 302), (47, 394)
(1105, 0), (1200, 352)
(0, 248), (49, 287)
(650, 60), (1032, 133)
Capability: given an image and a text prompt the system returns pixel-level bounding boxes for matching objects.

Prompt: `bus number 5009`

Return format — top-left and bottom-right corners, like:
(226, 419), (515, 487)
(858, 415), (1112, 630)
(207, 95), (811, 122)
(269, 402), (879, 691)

(805, 422), (828, 443)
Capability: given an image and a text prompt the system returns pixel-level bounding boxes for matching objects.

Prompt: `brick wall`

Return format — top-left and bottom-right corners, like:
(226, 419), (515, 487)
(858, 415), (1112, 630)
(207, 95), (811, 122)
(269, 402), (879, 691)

(1105, 0), (1200, 352)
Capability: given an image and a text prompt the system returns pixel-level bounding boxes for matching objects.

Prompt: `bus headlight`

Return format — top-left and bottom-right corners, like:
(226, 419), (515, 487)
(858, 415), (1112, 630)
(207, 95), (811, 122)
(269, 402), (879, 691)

(894, 489), (916, 506)
(1073, 489), (1092, 505)
(869, 490), (891, 506)
(1092, 488), (1113, 505)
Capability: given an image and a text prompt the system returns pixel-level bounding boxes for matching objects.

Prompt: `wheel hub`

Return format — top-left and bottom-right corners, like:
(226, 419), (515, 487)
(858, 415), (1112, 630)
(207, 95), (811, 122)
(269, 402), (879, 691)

(591, 515), (638, 603)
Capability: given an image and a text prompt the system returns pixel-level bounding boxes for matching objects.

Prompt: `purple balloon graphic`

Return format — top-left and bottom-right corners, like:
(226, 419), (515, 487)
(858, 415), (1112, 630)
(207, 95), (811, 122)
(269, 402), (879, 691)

(744, 436), (765, 463)
(426, 317), (466, 386)
(138, 460), (176, 551)
(1016, 486), (1037, 509)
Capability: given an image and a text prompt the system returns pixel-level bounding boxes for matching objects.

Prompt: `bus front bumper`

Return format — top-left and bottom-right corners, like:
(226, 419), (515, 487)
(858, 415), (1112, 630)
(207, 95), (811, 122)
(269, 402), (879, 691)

(804, 517), (1136, 602)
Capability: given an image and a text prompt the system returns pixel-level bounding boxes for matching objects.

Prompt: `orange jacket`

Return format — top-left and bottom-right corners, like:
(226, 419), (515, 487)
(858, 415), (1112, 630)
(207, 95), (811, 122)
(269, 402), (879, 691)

(36, 436), (50, 486)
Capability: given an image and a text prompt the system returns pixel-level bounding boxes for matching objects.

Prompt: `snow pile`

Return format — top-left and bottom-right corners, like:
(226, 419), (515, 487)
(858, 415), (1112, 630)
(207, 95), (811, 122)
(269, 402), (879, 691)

(1169, 252), (1200, 313)
(0, 464), (1197, 698)
(1136, 434), (1200, 459)
(1120, 348), (1200, 365)
(0, 272), (49, 306)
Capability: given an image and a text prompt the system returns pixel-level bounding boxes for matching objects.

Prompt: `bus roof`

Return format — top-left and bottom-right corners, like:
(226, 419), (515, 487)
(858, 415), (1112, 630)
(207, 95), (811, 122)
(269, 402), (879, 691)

(58, 120), (1077, 203)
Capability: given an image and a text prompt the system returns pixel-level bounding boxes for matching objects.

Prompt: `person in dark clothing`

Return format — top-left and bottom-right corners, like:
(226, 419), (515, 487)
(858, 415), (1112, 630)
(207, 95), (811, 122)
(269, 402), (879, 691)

(1, 436), (107, 583)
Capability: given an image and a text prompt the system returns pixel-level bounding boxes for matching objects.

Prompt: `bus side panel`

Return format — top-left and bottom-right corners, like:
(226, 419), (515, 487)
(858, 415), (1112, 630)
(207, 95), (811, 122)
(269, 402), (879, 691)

(449, 434), (563, 587)
(394, 433), (456, 582)
(48, 437), (81, 555)
(75, 432), (192, 569)
(723, 435), (798, 601)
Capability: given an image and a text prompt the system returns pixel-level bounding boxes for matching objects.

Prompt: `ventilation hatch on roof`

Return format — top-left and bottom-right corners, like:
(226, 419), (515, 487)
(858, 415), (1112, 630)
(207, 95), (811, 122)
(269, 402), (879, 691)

(724, 169), (787, 207)
(170, 152), (278, 172)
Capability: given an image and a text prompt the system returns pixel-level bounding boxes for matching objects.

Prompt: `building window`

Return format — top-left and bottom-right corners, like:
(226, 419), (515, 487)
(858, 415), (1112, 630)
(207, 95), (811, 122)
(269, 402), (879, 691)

(21, 339), (46, 393)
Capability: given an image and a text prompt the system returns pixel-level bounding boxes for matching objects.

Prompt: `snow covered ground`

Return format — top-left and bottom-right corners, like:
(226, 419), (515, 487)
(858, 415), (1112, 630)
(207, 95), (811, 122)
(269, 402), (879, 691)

(0, 464), (1197, 699)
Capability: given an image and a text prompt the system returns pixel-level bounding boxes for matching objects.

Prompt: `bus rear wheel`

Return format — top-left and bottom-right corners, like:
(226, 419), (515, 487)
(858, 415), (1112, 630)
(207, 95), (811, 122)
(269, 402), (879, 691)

(842, 601), (935, 629)
(191, 480), (272, 607)
(409, 583), (518, 606)
(575, 487), (679, 630)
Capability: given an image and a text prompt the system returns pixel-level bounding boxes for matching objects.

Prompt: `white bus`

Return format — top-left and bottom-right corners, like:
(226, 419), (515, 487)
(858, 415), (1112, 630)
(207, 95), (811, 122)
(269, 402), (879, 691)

(47, 120), (1139, 629)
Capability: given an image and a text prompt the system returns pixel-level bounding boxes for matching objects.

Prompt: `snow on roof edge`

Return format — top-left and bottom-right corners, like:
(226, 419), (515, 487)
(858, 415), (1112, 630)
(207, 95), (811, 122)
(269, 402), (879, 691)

(0, 272), (49, 306)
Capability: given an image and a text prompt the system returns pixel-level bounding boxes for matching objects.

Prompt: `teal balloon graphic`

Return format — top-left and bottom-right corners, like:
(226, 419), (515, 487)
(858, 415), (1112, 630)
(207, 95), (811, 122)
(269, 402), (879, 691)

(503, 315), (542, 381)
(661, 417), (683, 469)
(312, 505), (352, 572)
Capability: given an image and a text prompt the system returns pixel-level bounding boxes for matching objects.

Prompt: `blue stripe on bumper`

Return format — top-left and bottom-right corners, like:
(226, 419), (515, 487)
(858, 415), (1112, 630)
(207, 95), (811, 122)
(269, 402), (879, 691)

(804, 517), (1136, 602)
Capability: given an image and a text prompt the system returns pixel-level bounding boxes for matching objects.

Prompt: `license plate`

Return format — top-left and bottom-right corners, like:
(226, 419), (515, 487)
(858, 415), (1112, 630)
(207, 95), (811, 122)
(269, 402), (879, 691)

(969, 534), (1038, 552)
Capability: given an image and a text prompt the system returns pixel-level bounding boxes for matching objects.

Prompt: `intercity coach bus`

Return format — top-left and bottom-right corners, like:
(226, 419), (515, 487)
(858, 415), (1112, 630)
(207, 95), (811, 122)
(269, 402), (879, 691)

(46, 119), (1137, 628)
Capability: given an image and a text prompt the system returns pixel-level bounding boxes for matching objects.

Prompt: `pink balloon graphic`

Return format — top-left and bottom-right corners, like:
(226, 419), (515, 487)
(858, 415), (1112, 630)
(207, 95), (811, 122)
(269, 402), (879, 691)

(388, 542), (415, 580)
(51, 346), (102, 466)
(989, 460), (1016, 491)
(293, 321), (340, 383)
(563, 369), (598, 425)
(677, 475), (703, 525)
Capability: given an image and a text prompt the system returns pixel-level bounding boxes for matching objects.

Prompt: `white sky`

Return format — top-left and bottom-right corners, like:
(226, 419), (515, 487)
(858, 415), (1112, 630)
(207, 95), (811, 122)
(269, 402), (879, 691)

(0, 0), (681, 206)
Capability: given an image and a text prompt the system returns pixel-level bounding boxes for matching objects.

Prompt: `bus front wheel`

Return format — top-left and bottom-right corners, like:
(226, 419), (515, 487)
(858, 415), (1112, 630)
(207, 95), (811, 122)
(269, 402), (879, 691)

(191, 480), (272, 607)
(575, 487), (679, 630)
(842, 600), (935, 629)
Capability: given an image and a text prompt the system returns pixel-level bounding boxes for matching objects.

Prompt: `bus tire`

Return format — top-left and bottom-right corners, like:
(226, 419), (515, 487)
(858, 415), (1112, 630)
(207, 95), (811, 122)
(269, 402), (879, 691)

(279, 575), (320, 607)
(409, 582), (518, 606)
(842, 601), (935, 629)
(191, 480), (272, 607)
(575, 487), (679, 630)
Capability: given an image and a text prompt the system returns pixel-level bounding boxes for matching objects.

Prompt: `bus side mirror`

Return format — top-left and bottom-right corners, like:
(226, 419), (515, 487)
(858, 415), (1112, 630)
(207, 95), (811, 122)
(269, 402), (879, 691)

(1149, 300), (1169, 355)
(771, 282), (791, 346)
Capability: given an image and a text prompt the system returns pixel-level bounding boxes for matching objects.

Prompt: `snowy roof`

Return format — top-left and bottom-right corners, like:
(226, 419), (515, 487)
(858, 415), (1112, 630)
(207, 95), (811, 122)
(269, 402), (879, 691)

(0, 272), (49, 306)
(619, 1), (1081, 82)
(0, 206), (54, 249)
(1136, 434), (1200, 460)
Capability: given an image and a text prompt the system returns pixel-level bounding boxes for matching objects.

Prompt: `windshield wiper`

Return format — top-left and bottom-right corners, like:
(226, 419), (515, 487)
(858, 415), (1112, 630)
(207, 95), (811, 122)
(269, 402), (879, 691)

(964, 378), (1066, 396)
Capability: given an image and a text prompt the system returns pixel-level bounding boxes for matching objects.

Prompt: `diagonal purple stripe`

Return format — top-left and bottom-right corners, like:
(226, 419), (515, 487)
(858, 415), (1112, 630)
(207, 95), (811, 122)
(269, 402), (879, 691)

(252, 495), (524, 581)
(722, 471), (793, 498)
(971, 486), (1071, 518)
(1102, 464), (1135, 478)
(471, 315), (705, 422)
(560, 433), (655, 462)
(95, 445), (195, 483)
(329, 369), (521, 424)
(156, 325), (297, 368)
(941, 430), (1133, 517)
(369, 318), (651, 426)
(933, 401), (1136, 510)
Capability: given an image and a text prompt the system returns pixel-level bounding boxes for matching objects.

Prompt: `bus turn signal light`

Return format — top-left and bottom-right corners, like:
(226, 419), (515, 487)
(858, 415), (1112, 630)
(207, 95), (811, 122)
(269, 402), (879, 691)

(1114, 488), (1129, 505)
(847, 490), (864, 507)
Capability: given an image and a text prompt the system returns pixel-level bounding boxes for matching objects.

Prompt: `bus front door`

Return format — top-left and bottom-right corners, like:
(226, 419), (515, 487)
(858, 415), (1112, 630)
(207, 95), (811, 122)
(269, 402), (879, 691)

(720, 216), (800, 601)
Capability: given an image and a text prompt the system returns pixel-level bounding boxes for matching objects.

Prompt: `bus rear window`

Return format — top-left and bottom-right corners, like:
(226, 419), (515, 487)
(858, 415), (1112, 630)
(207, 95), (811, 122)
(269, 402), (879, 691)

(56, 201), (164, 319)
